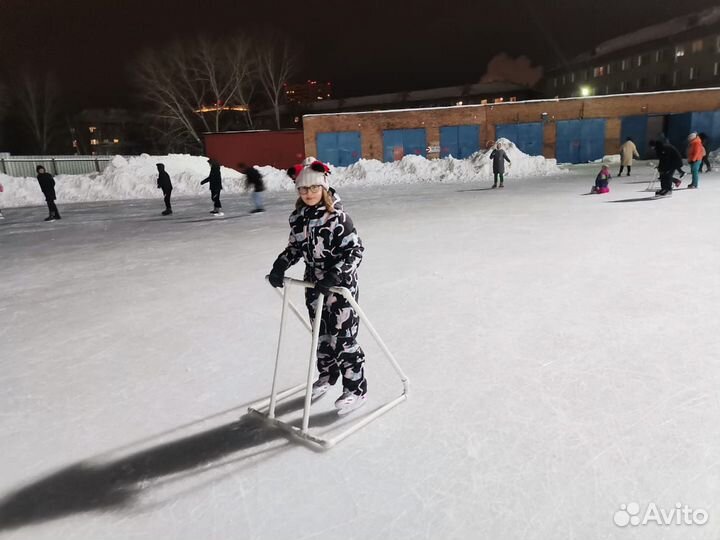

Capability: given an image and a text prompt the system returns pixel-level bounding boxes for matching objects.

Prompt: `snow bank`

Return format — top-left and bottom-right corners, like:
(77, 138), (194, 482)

(602, 154), (621, 164)
(710, 149), (720, 166)
(0, 140), (563, 208)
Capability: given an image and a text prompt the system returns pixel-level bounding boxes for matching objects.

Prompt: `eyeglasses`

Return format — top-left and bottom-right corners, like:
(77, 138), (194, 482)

(297, 185), (323, 195)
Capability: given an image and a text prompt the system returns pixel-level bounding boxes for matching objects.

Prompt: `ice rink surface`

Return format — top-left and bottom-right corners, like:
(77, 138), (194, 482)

(2, 165), (720, 539)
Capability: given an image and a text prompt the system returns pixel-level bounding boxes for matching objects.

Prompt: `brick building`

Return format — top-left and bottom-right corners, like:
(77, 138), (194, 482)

(302, 88), (720, 164)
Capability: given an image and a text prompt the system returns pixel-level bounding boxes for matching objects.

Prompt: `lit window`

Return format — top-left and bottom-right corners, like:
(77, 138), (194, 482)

(480, 99), (488, 105)
(494, 97), (504, 103)
(606, 63), (611, 74)
(90, 139), (99, 145)
(293, 116), (300, 123)
(593, 66), (604, 77)
(689, 67), (699, 80)
(691, 40), (703, 53)
(509, 96), (517, 102)
(675, 46), (685, 59)
(621, 59), (628, 70)
(113, 139), (120, 144)
(455, 100), (463, 106)
(89, 126), (97, 133)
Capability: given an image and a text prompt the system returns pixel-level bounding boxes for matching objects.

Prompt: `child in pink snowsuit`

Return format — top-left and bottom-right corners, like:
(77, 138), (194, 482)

(591, 165), (611, 194)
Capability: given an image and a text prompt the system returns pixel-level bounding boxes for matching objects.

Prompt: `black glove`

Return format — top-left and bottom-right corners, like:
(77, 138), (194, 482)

(315, 272), (341, 296)
(268, 268), (284, 288)
(268, 260), (287, 288)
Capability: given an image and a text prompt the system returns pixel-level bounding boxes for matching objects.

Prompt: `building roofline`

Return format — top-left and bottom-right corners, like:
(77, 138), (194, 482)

(303, 86), (720, 119)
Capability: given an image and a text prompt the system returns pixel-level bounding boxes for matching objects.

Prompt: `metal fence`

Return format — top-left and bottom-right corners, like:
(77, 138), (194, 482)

(0, 156), (116, 177)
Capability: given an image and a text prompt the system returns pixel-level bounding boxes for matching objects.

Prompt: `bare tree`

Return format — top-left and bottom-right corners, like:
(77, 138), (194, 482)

(256, 37), (297, 130)
(16, 72), (60, 154)
(134, 36), (255, 152)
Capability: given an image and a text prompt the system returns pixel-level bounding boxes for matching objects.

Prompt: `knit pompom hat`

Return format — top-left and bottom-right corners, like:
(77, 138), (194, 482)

(295, 161), (330, 190)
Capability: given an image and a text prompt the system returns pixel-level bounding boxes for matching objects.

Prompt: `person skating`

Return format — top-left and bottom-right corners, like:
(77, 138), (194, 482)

(267, 161), (367, 415)
(200, 159), (223, 215)
(156, 163), (173, 215)
(687, 132), (706, 189)
(239, 162), (265, 213)
(618, 137), (639, 176)
(590, 165), (612, 194)
(651, 140), (682, 197)
(698, 132), (712, 173)
(490, 142), (511, 188)
(36, 165), (61, 221)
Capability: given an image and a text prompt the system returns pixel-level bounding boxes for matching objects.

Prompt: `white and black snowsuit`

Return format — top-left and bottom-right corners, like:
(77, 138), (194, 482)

(271, 197), (367, 396)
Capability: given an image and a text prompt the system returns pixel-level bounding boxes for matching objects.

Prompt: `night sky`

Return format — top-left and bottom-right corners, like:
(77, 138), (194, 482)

(1, 0), (718, 108)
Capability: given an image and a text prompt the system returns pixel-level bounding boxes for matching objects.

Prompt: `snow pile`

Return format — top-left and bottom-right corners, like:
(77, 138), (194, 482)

(331, 139), (561, 188)
(709, 149), (720, 166)
(602, 154), (621, 164)
(0, 140), (563, 208)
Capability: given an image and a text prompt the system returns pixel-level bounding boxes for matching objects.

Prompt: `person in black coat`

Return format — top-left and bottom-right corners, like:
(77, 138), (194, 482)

(200, 159), (223, 215)
(490, 142), (511, 188)
(239, 162), (265, 213)
(650, 140), (682, 197)
(698, 133), (712, 173)
(156, 163), (173, 215)
(36, 165), (61, 221)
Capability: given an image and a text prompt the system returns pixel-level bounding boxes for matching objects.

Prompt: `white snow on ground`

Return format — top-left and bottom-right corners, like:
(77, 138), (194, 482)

(1, 164), (719, 539)
(0, 139), (561, 208)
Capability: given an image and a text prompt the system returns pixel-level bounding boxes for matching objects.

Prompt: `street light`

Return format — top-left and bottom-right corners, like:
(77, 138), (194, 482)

(580, 86), (591, 97)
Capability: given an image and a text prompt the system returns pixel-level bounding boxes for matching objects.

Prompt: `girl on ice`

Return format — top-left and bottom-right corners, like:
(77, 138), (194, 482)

(591, 165), (612, 194)
(268, 161), (367, 415)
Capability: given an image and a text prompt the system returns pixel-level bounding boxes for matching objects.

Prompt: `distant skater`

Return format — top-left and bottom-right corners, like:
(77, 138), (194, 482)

(618, 137), (639, 176)
(490, 142), (511, 188)
(239, 163), (265, 213)
(36, 165), (61, 221)
(156, 163), (173, 215)
(200, 159), (223, 215)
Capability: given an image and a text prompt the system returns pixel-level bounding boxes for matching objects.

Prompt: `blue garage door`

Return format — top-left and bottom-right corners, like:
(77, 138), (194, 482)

(689, 111), (720, 152)
(439, 125), (480, 158)
(556, 119), (606, 163)
(316, 131), (362, 166)
(666, 113), (692, 155)
(666, 111), (720, 156)
(383, 129), (427, 162)
(495, 122), (543, 155)
(620, 115), (649, 158)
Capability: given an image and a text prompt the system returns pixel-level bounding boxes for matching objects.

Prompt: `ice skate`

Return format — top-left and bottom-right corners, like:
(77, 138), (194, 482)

(335, 392), (367, 415)
(0, 211), (4, 219)
(44, 215), (55, 222)
(311, 376), (333, 400)
(687, 184), (698, 189)
(250, 208), (265, 214)
(499, 183), (504, 188)
(491, 183), (497, 189)
(162, 209), (172, 216)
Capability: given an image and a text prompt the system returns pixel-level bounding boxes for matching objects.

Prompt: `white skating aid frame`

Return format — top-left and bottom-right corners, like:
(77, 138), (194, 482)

(248, 277), (409, 450)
